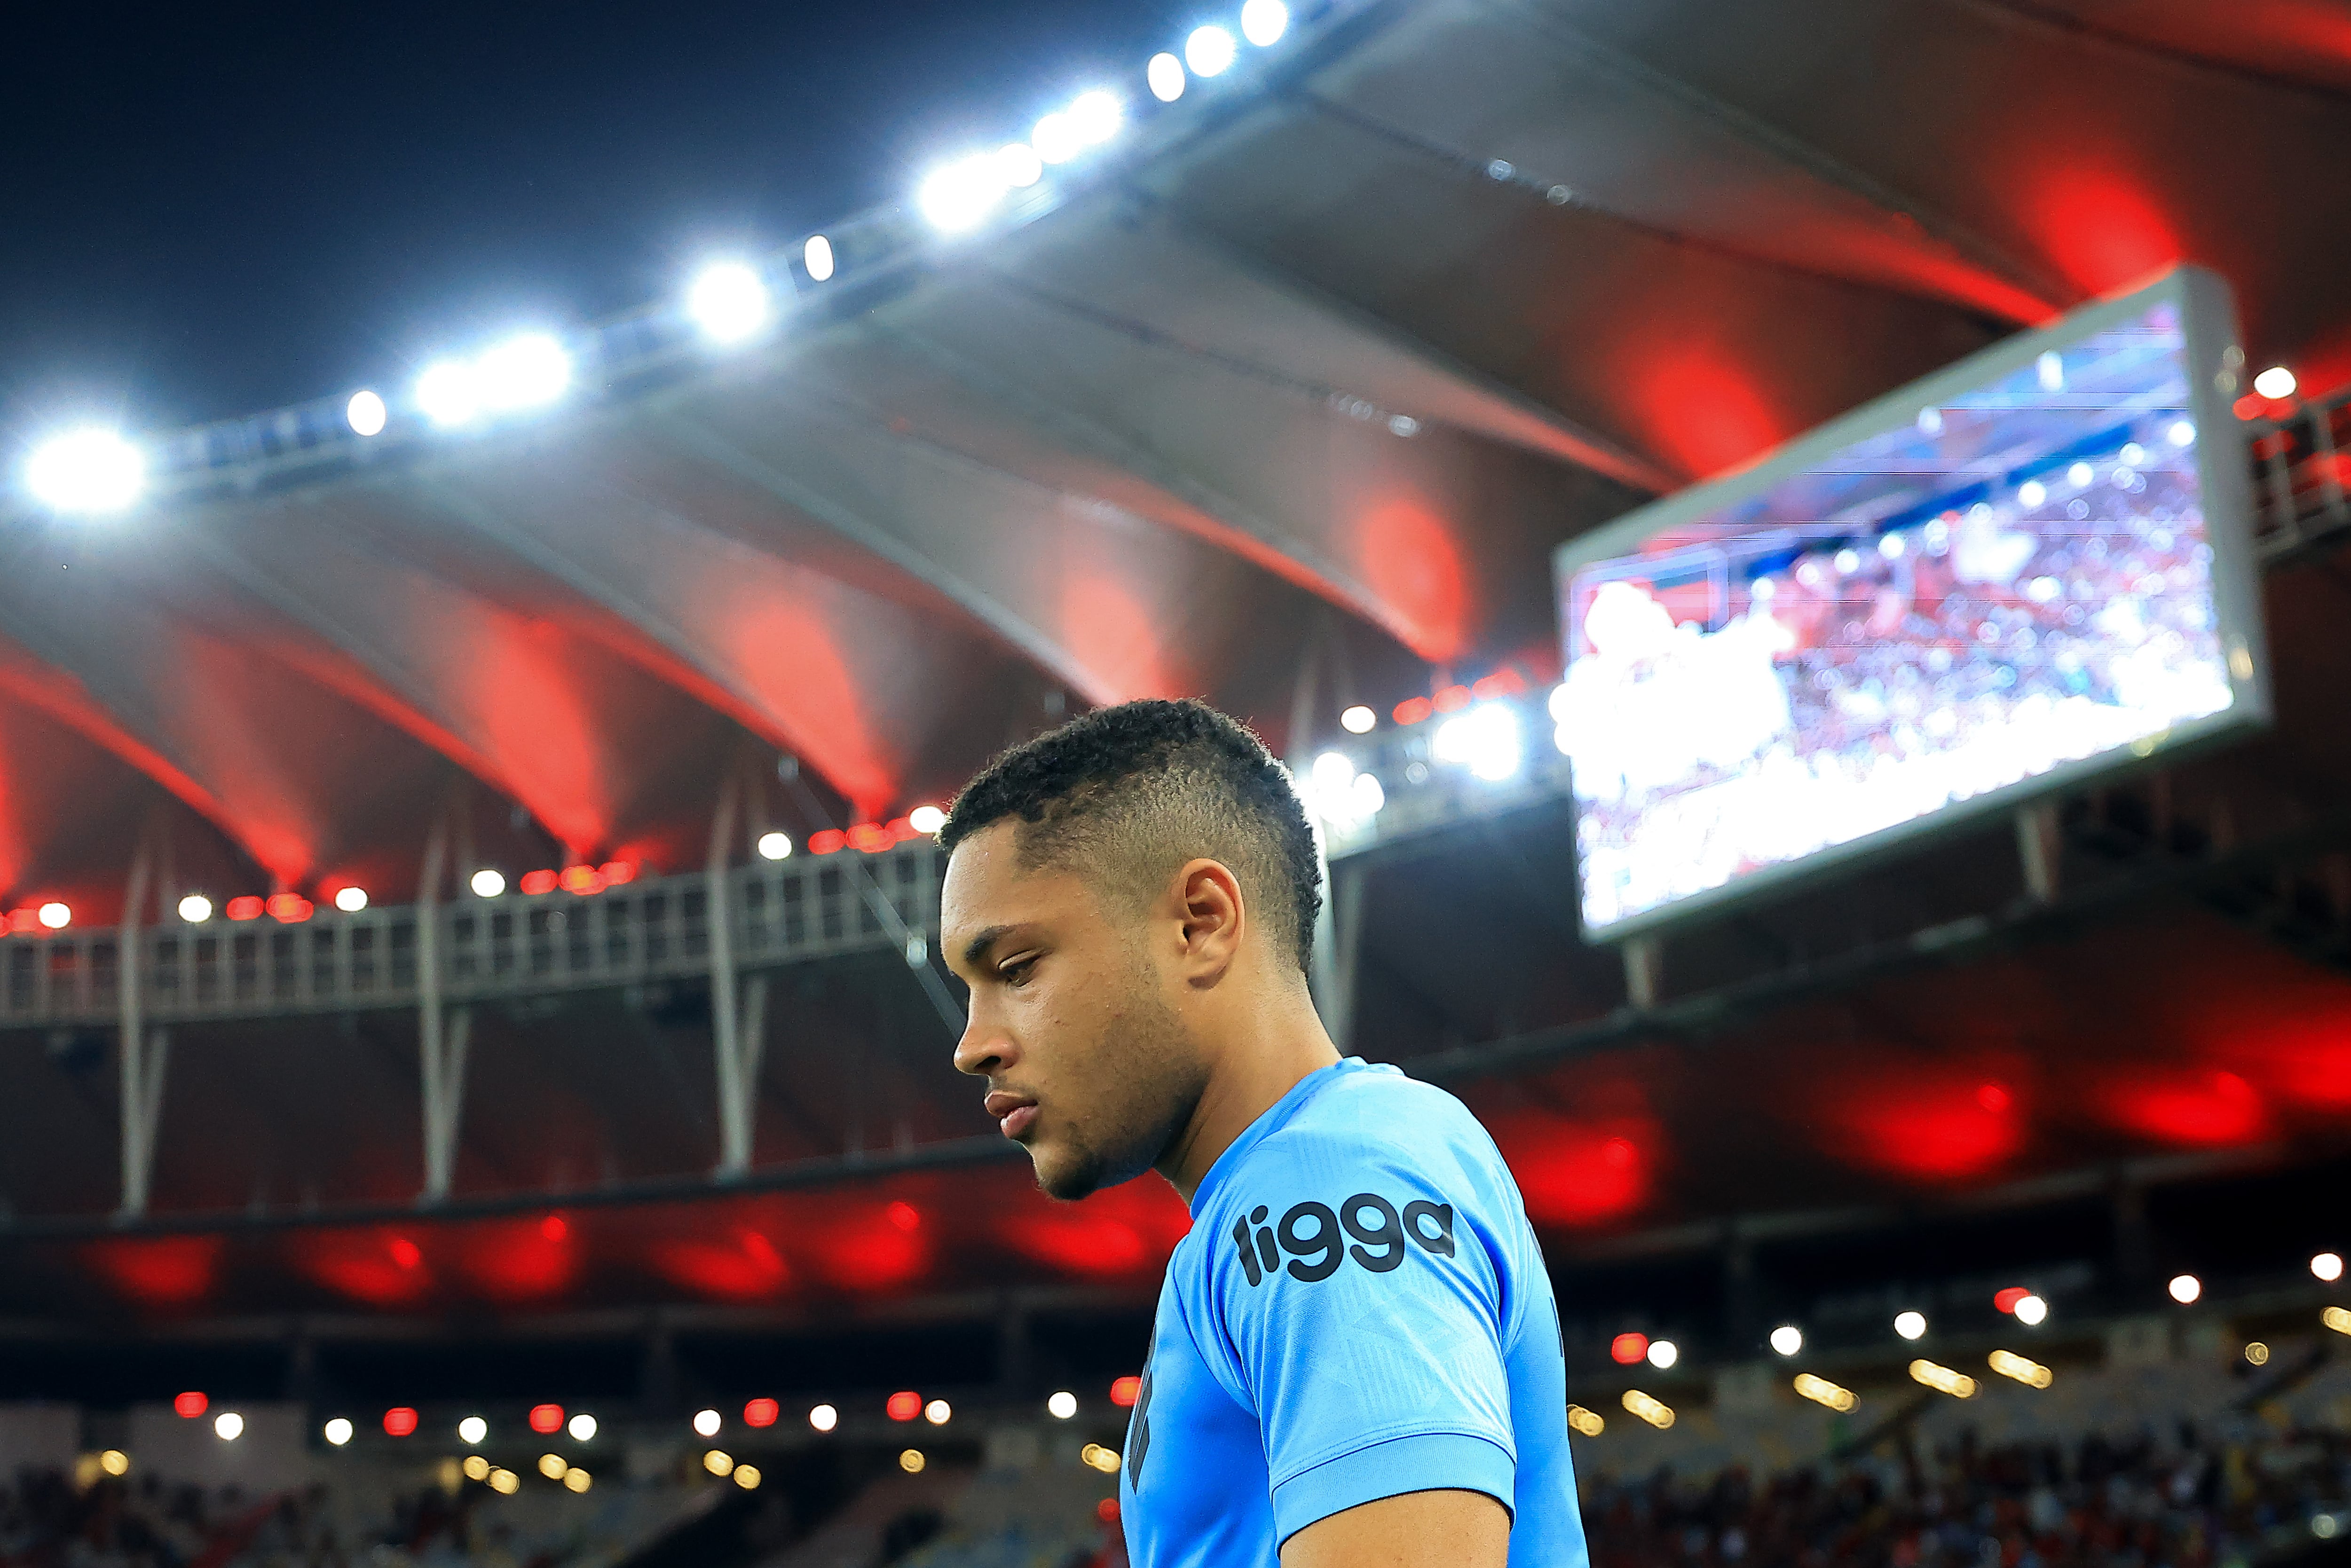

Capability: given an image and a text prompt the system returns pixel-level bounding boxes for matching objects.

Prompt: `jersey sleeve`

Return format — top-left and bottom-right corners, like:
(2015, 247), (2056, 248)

(1205, 1124), (1520, 1544)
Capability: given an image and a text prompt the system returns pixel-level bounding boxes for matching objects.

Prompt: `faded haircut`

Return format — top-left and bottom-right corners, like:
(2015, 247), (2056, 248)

(937, 699), (1323, 974)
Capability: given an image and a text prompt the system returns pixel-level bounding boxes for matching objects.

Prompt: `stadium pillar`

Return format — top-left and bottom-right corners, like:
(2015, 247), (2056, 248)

(710, 775), (752, 1177)
(417, 819), (472, 1201)
(2015, 804), (2062, 905)
(117, 847), (171, 1218)
(1623, 936), (1664, 1011)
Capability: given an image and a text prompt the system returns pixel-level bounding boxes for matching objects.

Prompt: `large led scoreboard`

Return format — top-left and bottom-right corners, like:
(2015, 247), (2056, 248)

(1553, 266), (2270, 940)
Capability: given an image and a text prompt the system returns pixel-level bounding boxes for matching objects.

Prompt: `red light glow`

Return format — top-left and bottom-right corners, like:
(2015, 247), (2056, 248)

(1431, 684), (1471, 714)
(225, 896), (264, 921)
(388, 1237), (422, 1270)
(520, 869), (558, 895)
(266, 892), (313, 923)
(846, 823), (890, 853)
(173, 1391), (209, 1418)
(1818, 1067), (2021, 1181)
(540, 1215), (568, 1243)
(1392, 697), (1432, 725)
(1109, 1375), (1143, 1408)
(599, 860), (636, 885)
(1097, 1498), (1120, 1524)
(560, 864), (605, 894)
(886, 1202), (921, 1233)
(1995, 1286), (2031, 1315)
(529, 1404), (564, 1434)
(648, 1225), (791, 1300)
(2099, 1067), (2267, 1146)
(886, 1390), (922, 1422)
(743, 1398), (780, 1428)
(808, 830), (845, 855)
(1610, 1332), (1650, 1365)
(383, 1407), (418, 1437)
(82, 1236), (221, 1304)
(1469, 670), (1525, 701)
(995, 1178), (1191, 1280)
(456, 1218), (578, 1302)
(1495, 1119), (1651, 1227)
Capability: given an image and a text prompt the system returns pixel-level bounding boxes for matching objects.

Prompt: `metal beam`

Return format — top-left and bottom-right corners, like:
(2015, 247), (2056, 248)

(117, 848), (166, 1218)
(709, 773), (751, 1177)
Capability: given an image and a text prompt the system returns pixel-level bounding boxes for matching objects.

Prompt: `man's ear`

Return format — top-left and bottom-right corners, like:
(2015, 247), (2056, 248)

(1171, 858), (1246, 987)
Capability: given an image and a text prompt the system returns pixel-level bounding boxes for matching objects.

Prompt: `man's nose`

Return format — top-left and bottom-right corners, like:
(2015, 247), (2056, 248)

(954, 1009), (1015, 1079)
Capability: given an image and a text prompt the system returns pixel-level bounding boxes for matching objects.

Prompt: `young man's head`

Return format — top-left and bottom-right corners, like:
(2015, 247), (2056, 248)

(938, 699), (1323, 1200)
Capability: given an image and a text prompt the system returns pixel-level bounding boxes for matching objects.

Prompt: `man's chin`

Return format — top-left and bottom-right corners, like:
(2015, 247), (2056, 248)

(1028, 1141), (1108, 1203)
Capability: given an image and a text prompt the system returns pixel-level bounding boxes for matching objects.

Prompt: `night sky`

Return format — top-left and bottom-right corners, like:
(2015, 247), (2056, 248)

(1, 0), (1177, 438)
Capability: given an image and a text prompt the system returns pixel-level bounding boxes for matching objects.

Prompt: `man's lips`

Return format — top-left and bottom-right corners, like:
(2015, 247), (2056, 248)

(984, 1090), (1039, 1141)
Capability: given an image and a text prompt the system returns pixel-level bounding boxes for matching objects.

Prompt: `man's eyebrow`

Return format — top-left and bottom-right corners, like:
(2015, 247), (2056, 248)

(960, 924), (1022, 972)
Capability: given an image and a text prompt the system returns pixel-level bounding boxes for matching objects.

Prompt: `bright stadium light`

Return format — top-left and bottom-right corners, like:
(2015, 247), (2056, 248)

(908, 805), (947, 835)
(1646, 1338), (1679, 1370)
(1147, 52), (1185, 102)
(996, 142), (1043, 189)
(178, 894), (213, 924)
(918, 152), (1011, 232)
(1769, 1324), (1803, 1356)
(2315, 1252), (2345, 1283)
(568, 1412), (597, 1441)
(1031, 111), (1081, 165)
(1340, 704), (1375, 734)
(476, 332), (570, 412)
(1241, 0), (1289, 46)
(2169, 1273), (2201, 1304)
(2014, 1293), (2049, 1325)
(757, 831), (792, 860)
(1068, 90), (1122, 145)
(1433, 704), (1523, 781)
(1186, 24), (1237, 76)
(1894, 1310), (1928, 1340)
(415, 360), (481, 427)
(347, 389), (388, 436)
(37, 902), (69, 930)
(458, 1416), (487, 1445)
(807, 1403), (838, 1433)
(2254, 365), (2297, 400)
(470, 868), (506, 898)
(803, 235), (835, 282)
(214, 1412), (244, 1442)
(334, 886), (368, 913)
(687, 261), (771, 345)
(1047, 1391), (1078, 1419)
(26, 428), (145, 514)
(693, 1409), (722, 1437)
(323, 1417), (354, 1446)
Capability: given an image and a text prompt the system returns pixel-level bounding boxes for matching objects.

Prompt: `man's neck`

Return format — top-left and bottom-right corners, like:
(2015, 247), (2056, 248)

(1157, 981), (1342, 1204)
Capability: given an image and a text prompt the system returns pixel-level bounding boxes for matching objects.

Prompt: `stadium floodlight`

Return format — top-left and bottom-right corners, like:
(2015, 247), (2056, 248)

(1433, 703), (1523, 781)
(2315, 1252), (2345, 1283)
(2014, 1293), (2049, 1325)
(333, 886), (368, 913)
(908, 805), (947, 834)
(756, 831), (792, 860)
(687, 261), (771, 345)
(807, 1403), (838, 1433)
(2168, 1273), (2201, 1304)
(1047, 1390), (1078, 1419)
(323, 1417), (354, 1446)
(1769, 1324), (1803, 1356)
(458, 1416), (488, 1445)
(568, 1412), (597, 1442)
(470, 868), (506, 898)
(476, 332), (570, 412)
(37, 902), (69, 930)
(1185, 24), (1237, 76)
(214, 1412), (245, 1442)
(1893, 1310), (1928, 1340)
(415, 360), (481, 427)
(1340, 704), (1375, 734)
(1646, 1338), (1679, 1370)
(1147, 52), (1185, 102)
(177, 894), (213, 924)
(346, 389), (388, 436)
(923, 1399), (951, 1426)
(996, 142), (1043, 190)
(693, 1409), (722, 1437)
(1241, 0), (1289, 46)
(917, 152), (1011, 232)
(803, 235), (835, 282)
(25, 428), (145, 514)
(2254, 365), (2297, 400)
(1031, 111), (1081, 165)
(1068, 90), (1122, 145)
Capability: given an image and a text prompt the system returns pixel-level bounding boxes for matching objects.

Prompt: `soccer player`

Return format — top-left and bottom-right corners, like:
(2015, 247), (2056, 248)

(939, 699), (1584, 1568)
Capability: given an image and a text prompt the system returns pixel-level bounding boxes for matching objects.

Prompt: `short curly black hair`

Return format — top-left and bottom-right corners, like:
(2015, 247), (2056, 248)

(938, 699), (1322, 974)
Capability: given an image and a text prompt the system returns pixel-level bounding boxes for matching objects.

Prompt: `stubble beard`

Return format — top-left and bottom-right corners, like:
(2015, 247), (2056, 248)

(1033, 980), (1207, 1203)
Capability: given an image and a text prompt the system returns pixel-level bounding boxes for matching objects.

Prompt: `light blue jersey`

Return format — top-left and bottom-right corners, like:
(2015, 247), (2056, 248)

(1120, 1057), (1585, 1567)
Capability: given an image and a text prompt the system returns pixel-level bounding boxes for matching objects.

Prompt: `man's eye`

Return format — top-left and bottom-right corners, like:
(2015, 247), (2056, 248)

(1000, 956), (1038, 986)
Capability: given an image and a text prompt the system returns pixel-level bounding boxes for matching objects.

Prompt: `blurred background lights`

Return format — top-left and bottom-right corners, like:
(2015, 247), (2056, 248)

(2326, 1306), (2351, 1335)
(489, 1469), (519, 1495)
(1793, 1373), (1855, 1412)
(476, 332), (570, 411)
(1433, 703), (1523, 780)
(733, 1464), (761, 1489)
(1067, 90), (1121, 145)
(1307, 750), (1385, 827)
(1240, 0), (1289, 45)
(415, 361), (480, 427)
(1988, 1349), (2053, 1388)
(756, 831), (792, 860)
(2168, 1273), (2201, 1304)
(996, 142), (1043, 189)
(1646, 1338), (1679, 1369)
(918, 153), (1010, 231)
(178, 894), (213, 924)
(174, 1392), (208, 1418)
(703, 1450), (733, 1476)
(384, 1407), (419, 1437)
(99, 1449), (129, 1476)
(1080, 1442), (1120, 1473)
(908, 804), (947, 834)
(323, 1417), (353, 1446)
(37, 903), (69, 930)
(743, 1397), (779, 1428)
(529, 1403), (563, 1434)
(1769, 1324), (1803, 1356)
(568, 1412), (597, 1441)
(1909, 1359), (1977, 1398)
(1031, 111), (1081, 165)
(1609, 1331), (1649, 1364)
(1621, 1390), (1674, 1429)
(2015, 1293), (2049, 1325)
(346, 389), (387, 436)
(923, 1399), (951, 1425)
(2254, 365), (2297, 399)
(213, 1412), (244, 1441)
(2246, 1340), (2272, 1365)
(538, 1453), (568, 1480)
(1185, 24), (1237, 76)
(693, 1409), (721, 1437)
(807, 1403), (838, 1433)
(458, 1416), (487, 1444)
(1147, 52), (1185, 101)
(803, 235), (835, 282)
(564, 1468), (592, 1493)
(1894, 1310), (1928, 1340)
(26, 428), (145, 513)
(471, 869), (506, 897)
(2313, 1251), (2343, 1282)
(686, 261), (770, 344)
(1047, 1390), (1077, 1419)
(1340, 704), (1375, 734)
(333, 886), (367, 913)
(900, 1449), (926, 1474)
(2170, 418), (2196, 445)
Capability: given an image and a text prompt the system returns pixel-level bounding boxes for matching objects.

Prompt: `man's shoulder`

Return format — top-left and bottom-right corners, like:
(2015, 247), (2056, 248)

(1231, 1066), (1504, 1194)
